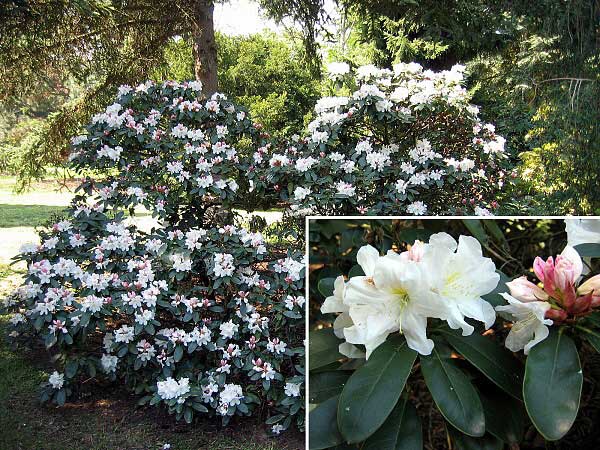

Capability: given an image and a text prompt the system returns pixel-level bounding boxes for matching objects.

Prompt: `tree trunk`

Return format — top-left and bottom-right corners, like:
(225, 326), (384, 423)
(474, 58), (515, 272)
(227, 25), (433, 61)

(192, 0), (218, 96)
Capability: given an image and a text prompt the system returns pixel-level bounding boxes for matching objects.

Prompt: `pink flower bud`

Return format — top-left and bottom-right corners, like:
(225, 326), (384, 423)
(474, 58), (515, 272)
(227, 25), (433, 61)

(545, 308), (567, 322)
(506, 276), (548, 302)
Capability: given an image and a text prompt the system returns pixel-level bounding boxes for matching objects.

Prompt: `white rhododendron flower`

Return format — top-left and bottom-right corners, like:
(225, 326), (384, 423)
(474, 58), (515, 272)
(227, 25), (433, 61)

(157, 377), (190, 401)
(284, 382), (301, 397)
(327, 61), (350, 78)
(48, 371), (64, 389)
(496, 293), (553, 354)
(340, 245), (450, 357)
(323, 235), (499, 357)
(421, 233), (499, 335)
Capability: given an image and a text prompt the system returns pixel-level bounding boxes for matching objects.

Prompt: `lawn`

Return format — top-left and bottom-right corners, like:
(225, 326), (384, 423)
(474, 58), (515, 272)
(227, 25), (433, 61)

(0, 176), (303, 450)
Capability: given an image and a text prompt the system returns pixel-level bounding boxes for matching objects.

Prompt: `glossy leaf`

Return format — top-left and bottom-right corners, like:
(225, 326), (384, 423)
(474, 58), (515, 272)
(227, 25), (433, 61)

(524, 329), (582, 441)
(449, 427), (503, 450)
(309, 371), (350, 404)
(482, 220), (508, 249)
(481, 270), (511, 308)
(421, 344), (485, 437)
(348, 264), (364, 278)
(362, 396), (422, 450)
(481, 391), (525, 444)
(318, 277), (336, 298)
(309, 395), (344, 450)
(337, 335), (417, 443)
(586, 332), (600, 352)
(309, 328), (343, 371)
(441, 329), (523, 400)
(574, 243), (600, 258)
(462, 219), (488, 245)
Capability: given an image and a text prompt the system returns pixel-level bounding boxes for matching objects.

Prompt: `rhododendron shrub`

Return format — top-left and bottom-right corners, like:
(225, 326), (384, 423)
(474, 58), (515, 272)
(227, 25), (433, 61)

(251, 63), (512, 216)
(1, 81), (305, 434)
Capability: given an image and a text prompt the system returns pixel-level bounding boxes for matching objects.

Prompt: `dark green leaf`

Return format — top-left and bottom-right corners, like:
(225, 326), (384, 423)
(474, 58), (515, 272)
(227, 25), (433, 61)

(318, 277), (336, 298)
(309, 371), (350, 403)
(449, 427), (503, 450)
(348, 264), (364, 278)
(421, 345), (485, 437)
(338, 335), (417, 443)
(309, 328), (343, 371)
(462, 220), (488, 245)
(482, 221), (508, 249)
(586, 332), (600, 352)
(524, 329), (582, 441)
(362, 396), (422, 450)
(65, 360), (78, 379)
(174, 345), (184, 362)
(309, 395), (344, 450)
(481, 271), (511, 308)
(184, 407), (193, 423)
(56, 389), (66, 406)
(441, 329), (523, 399)
(481, 391), (525, 444)
(574, 243), (600, 258)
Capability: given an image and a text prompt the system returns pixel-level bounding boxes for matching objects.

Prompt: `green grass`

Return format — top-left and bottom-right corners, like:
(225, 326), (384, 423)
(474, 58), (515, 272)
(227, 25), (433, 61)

(0, 204), (67, 228)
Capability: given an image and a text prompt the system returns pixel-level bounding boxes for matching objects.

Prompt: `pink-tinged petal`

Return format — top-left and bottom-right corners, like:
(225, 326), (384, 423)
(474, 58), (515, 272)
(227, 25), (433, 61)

(579, 274), (600, 295)
(560, 245), (583, 282)
(506, 276), (548, 302)
(533, 256), (546, 283)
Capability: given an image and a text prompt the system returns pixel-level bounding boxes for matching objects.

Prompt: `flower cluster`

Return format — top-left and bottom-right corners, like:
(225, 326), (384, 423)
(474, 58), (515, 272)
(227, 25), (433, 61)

(321, 233), (499, 356)
(498, 232), (600, 354)
(68, 80), (266, 222)
(2, 80), (304, 434)
(251, 63), (513, 216)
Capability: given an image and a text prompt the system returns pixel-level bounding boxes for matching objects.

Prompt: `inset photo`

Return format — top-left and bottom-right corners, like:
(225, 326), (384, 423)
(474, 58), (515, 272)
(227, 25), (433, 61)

(308, 218), (600, 450)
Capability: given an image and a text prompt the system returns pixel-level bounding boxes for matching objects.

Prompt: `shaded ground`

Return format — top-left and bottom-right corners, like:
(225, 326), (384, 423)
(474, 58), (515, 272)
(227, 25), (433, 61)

(0, 315), (304, 450)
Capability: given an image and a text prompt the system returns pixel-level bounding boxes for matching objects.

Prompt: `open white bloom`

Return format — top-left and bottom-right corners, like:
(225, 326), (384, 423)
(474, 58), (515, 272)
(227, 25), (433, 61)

(48, 371), (64, 389)
(101, 354), (118, 373)
(294, 186), (311, 201)
(421, 233), (499, 335)
(219, 383), (243, 406)
(496, 293), (553, 354)
(327, 61), (350, 78)
(321, 275), (365, 358)
(341, 245), (450, 357)
(284, 382), (301, 397)
(157, 377), (190, 400)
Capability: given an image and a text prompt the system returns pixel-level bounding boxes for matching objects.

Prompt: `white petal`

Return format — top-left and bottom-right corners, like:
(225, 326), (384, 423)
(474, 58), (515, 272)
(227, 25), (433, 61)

(455, 296), (497, 330)
(333, 312), (353, 338)
(357, 245), (380, 277)
(321, 276), (346, 314)
(445, 306), (475, 336)
(523, 321), (550, 355)
(401, 308), (434, 355)
(372, 255), (421, 293)
(339, 342), (365, 359)
(429, 232), (458, 251)
(344, 276), (382, 306)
